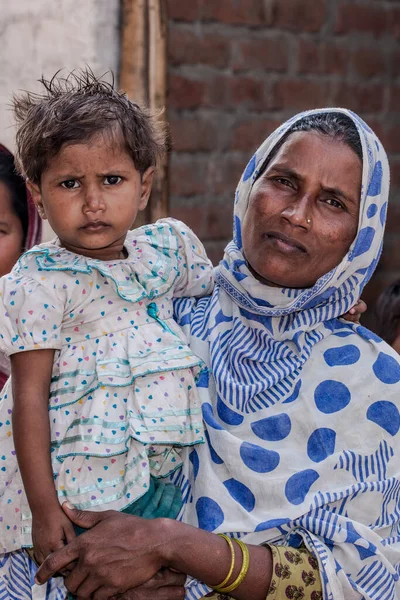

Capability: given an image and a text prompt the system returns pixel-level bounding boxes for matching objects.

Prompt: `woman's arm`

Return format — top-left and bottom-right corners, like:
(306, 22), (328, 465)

(35, 506), (273, 599)
(11, 350), (75, 562)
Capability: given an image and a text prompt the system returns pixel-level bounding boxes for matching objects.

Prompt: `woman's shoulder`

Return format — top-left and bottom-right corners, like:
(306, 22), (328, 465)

(314, 321), (400, 399)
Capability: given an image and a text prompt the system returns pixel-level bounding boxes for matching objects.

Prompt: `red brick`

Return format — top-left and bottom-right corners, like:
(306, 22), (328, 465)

(390, 158), (400, 190)
(230, 77), (269, 111)
(201, 0), (270, 26)
(167, 0), (201, 22)
(352, 47), (386, 79)
(273, 79), (327, 111)
(323, 42), (349, 75)
(204, 74), (269, 111)
(232, 37), (288, 72)
(269, 0), (326, 33)
(203, 240), (229, 266)
(169, 155), (208, 196)
(169, 117), (218, 152)
(393, 49), (400, 78)
(230, 118), (281, 151)
(168, 29), (231, 69)
(297, 39), (323, 74)
(389, 85), (400, 112)
(335, 3), (388, 36)
(208, 154), (246, 194)
(297, 40), (350, 75)
(389, 7), (400, 39)
(168, 73), (206, 109)
(378, 124), (400, 155)
(170, 198), (233, 241)
(378, 234), (400, 271)
(383, 202), (400, 234)
(332, 82), (384, 113)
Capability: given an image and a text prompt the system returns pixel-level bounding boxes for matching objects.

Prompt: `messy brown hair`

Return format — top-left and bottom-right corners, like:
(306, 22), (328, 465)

(13, 68), (167, 184)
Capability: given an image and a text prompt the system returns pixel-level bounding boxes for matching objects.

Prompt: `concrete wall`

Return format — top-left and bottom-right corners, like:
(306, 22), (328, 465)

(0, 0), (121, 148)
(0, 0), (120, 239)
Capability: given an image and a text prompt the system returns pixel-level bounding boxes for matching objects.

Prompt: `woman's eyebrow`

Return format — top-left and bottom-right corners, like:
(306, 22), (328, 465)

(322, 185), (355, 204)
(268, 165), (302, 180)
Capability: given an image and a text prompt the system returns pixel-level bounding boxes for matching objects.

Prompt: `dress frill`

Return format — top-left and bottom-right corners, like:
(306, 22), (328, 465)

(0, 225), (206, 548)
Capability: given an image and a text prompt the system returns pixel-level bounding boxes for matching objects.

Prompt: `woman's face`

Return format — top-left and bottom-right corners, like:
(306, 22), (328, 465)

(242, 131), (362, 288)
(0, 181), (24, 276)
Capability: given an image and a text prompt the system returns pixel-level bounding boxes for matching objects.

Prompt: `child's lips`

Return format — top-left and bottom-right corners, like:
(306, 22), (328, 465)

(81, 221), (110, 231)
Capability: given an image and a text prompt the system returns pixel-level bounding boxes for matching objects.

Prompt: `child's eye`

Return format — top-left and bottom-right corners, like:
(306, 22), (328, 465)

(61, 180), (79, 189)
(104, 176), (122, 185)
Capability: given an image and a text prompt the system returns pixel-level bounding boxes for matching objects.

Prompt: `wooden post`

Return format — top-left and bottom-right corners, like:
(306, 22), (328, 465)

(119, 0), (169, 226)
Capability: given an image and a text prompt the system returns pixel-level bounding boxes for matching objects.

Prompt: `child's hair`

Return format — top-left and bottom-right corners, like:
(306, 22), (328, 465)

(13, 68), (167, 184)
(375, 280), (400, 345)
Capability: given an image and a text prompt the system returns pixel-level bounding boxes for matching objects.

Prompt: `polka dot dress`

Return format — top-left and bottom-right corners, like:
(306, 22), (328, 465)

(0, 218), (213, 552)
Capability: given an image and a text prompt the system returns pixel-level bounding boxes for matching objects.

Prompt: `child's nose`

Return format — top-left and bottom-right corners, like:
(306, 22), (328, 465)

(83, 188), (105, 212)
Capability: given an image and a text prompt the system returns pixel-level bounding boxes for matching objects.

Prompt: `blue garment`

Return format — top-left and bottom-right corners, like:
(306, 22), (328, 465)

(174, 109), (400, 600)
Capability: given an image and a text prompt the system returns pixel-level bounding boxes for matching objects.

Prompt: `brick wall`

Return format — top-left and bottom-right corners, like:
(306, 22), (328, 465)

(166, 0), (400, 329)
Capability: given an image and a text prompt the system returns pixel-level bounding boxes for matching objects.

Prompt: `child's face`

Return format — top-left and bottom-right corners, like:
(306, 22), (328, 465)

(0, 181), (24, 276)
(28, 134), (154, 260)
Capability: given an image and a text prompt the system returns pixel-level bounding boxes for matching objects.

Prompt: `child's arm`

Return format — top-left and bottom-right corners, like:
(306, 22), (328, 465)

(11, 349), (75, 563)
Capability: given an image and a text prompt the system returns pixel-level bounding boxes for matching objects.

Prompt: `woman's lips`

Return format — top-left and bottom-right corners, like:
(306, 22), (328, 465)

(264, 231), (307, 254)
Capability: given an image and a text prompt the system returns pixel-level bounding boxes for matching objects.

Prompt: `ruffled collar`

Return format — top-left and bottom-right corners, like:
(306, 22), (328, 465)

(18, 226), (179, 303)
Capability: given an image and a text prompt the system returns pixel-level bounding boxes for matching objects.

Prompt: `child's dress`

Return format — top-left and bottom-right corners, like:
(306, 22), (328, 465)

(0, 218), (213, 553)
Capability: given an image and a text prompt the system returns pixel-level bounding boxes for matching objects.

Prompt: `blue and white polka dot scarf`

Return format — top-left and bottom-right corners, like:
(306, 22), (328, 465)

(175, 109), (400, 600)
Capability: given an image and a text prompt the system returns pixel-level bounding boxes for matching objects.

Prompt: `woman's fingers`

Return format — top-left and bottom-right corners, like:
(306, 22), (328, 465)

(62, 502), (110, 530)
(35, 540), (80, 584)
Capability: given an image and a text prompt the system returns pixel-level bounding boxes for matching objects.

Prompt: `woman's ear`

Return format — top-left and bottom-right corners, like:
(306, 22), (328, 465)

(27, 180), (47, 220)
(138, 167), (155, 211)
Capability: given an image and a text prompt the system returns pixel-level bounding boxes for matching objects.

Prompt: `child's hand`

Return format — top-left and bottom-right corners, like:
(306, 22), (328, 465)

(32, 507), (76, 565)
(342, 299), (367, 323)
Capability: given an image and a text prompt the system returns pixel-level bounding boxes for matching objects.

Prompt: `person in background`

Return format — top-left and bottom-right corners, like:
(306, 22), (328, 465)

(0, 144), (42, 390)
(376, 279), (400, 353)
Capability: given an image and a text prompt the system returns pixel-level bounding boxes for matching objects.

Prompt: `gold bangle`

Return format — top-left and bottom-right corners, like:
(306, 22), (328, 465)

(212, 533), (235, 591)
(217, 538), (250, 594)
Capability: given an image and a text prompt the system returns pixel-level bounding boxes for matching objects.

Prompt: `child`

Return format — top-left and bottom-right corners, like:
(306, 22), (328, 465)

(0, 70), (212, 595)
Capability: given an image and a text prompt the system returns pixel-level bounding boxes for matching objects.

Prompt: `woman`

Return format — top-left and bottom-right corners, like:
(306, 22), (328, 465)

(0, 145), (42, 388)
(32, 108), (400, 599)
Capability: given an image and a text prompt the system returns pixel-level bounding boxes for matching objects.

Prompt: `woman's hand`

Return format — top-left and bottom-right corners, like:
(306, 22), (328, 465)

(343, 299), (367, 323)
(109, 570), (186, 600)
(36, 502), (273, 600)
(35, 503), (170, 599)
(32, 507), (75, 565)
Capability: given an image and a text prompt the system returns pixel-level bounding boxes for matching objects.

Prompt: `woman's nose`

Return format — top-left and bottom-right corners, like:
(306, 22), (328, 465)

(281, 195), (311, 228)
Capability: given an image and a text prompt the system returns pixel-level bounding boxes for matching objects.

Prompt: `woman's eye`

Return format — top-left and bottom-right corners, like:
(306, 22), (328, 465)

(61, 180), (79, 189)
(104, 175), (122, 185)
(275, 177), (294, 189)
(324, 198), (344, 210)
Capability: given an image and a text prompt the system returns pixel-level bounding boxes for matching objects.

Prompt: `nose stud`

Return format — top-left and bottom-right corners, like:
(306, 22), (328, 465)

(306, 218), (312, 225)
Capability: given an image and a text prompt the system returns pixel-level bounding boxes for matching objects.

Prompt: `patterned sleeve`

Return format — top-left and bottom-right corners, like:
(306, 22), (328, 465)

(0, 271), (64, 356)
(266, 545), (322, 600)
(201, 545), (322, 600)
(159, 218), (214, 298)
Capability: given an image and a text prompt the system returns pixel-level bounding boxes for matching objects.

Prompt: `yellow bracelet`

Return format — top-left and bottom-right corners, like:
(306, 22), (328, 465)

(212, 533), (235, 591)
(216, 538), (250, 594)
